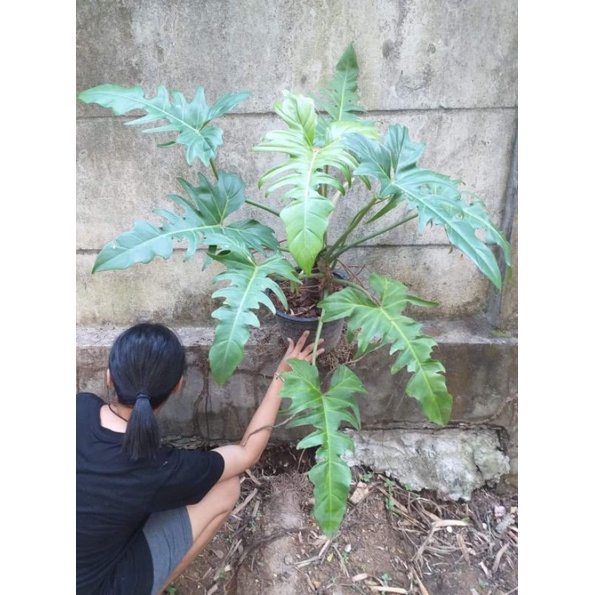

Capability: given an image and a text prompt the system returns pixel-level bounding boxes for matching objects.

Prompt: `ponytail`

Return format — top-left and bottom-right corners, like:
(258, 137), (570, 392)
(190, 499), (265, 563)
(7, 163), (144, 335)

(121, 394), (160, 461)
(108, 323), (186, 461)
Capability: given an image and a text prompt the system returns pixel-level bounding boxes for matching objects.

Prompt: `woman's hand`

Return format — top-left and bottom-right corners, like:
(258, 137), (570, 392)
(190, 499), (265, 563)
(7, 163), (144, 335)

(276, 330), (325, 375)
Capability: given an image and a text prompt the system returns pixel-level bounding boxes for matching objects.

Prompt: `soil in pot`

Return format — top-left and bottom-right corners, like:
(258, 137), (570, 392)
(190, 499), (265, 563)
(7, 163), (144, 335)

(269, 271), (346, 352)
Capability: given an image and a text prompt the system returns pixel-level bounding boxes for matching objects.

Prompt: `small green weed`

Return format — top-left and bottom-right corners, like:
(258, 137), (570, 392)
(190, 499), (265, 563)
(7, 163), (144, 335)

(360, 470), (374, 482)
(383, 477), (397, 512)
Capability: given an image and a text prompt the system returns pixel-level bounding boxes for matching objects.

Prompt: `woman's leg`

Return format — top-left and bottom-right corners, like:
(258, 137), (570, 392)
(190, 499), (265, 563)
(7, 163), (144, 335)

(158, 475), (241, 592)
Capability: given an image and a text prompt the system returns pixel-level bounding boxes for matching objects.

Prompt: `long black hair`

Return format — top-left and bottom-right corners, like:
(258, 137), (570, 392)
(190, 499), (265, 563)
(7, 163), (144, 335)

(108, 322), (186, 460)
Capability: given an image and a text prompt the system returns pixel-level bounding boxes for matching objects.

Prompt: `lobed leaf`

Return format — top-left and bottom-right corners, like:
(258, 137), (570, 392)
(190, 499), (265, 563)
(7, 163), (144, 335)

(345, 125), (511, 289)
(78, 84), (250, 166)
(279, 361), (366, 536)
(319, 274), (453, 425)
(254, 92), (358, 274)
(92, 171), (278, 273)
(208, 252), (299, 384)
(314, 43), (364, 122)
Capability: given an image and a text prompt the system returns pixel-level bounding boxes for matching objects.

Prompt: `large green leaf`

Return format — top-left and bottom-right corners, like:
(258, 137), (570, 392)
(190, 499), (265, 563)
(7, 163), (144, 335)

(92, 171), (278, 273)
(312, 43), (379, 143)
(78, 84), (250, 166)
(255, 92), (358, 274)
(253, 44), (383, 274)
(208, 251), (299, 384)
(279, 361), (366, 537)
(314, 43), (364, 122)
(345, 126), (511, 289)
(462, 199), (512, 268)
(319, 274), (452, 425)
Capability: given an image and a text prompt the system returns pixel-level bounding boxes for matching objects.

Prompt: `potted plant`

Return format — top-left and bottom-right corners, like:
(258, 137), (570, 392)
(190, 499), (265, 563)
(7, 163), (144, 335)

(78, 44), (511, 537)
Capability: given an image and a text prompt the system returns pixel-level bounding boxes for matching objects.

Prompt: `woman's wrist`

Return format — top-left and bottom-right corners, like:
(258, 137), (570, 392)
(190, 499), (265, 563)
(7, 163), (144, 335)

(274, 361), (292, 381)
(276, 361), (292, 374)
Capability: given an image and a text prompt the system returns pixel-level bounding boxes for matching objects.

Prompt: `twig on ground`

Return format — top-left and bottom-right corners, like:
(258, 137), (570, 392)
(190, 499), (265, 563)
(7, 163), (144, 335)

(411, 568), (430, 595)
(331, 543), (351, 578)
(244, 468), (262, 487)
(230, 488), (258, 517)
(412, 520), (468, 563)
(492, 542), (510, 575)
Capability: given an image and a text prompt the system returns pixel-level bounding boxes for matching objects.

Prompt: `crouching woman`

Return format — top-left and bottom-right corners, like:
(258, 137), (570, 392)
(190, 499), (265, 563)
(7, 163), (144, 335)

(76, 322), (321, 594)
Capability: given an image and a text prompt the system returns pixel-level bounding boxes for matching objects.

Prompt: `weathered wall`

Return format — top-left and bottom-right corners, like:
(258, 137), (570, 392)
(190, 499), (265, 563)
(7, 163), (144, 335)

(76, 0), (518, 487)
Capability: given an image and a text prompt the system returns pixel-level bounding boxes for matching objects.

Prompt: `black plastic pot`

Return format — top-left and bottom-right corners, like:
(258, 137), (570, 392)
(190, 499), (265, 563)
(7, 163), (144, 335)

(270, 270), (346, 352)
(274, 309), (345, 352)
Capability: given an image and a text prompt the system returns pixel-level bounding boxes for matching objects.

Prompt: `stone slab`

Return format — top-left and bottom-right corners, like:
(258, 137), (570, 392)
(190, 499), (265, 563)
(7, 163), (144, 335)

(343, 428), (510, 501)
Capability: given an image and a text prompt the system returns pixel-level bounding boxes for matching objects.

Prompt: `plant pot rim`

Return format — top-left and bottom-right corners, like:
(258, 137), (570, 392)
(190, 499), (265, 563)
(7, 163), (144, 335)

(273, 309), (322, 323)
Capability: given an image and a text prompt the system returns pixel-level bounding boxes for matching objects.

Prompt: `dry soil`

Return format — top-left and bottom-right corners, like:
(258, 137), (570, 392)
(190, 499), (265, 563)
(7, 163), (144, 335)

(167, 445), (518, 595)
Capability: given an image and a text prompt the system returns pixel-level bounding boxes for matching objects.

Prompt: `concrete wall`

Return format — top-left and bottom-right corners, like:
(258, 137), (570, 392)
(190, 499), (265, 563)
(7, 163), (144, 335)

(76, 1), (518, 485)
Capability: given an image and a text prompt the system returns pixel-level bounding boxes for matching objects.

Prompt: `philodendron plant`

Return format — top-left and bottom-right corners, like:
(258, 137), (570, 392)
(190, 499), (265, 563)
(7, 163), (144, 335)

(79, 44), (511, 537)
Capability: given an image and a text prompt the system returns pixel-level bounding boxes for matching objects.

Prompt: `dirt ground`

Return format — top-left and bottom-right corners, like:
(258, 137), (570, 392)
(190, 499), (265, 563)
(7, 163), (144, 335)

(166, 446), (518, 595)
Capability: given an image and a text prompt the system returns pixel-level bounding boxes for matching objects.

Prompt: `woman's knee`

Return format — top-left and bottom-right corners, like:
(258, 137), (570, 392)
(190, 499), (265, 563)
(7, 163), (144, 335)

(200, 475), (241, 515)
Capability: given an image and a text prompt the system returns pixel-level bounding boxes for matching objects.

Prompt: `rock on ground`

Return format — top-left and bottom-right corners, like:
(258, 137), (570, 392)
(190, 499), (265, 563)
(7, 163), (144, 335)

(344, 428), (510, 501)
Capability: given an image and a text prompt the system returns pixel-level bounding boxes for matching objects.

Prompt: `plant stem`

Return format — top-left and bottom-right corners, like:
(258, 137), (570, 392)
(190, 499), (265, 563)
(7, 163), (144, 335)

(329, 180), (351, 206)
(328, 276), (372, 293)
(322, 165), (329, 198)
(327, 196), (379, 259)
(209, 158), (219, 181)
(245, 198), (281, 217)
(312, 312), (325, 367)
(329, 213), (419, 262)
(333, 277), (382, 306)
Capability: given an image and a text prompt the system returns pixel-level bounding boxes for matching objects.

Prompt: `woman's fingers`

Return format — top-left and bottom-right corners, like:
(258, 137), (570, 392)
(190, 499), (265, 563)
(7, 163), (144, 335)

(304, 348), (324, 363)
(283, 331), (325, 365)
(294, 330), (310, 350)
(298, 338), (325, 362)
(284, 337), (296, 356)
(304, 340), (323, 355)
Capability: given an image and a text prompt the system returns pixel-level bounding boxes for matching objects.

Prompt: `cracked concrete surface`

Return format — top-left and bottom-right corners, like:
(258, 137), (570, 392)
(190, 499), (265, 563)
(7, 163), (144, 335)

(344, 428), (510, 501)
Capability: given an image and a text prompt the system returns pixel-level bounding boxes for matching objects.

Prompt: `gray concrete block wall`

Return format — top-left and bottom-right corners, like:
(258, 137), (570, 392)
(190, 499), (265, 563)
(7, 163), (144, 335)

(77, 1), (518, 484)
(77, 0), (518, 328)
(76, 0), (518, 113)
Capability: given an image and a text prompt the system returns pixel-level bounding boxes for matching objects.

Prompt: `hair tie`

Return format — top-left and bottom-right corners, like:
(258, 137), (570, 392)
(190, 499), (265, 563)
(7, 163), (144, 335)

(136, 393), (150, 402)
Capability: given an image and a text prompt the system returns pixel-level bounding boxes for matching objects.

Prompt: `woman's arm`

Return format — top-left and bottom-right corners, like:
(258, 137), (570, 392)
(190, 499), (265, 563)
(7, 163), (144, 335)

(213, 330), (323, 480)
